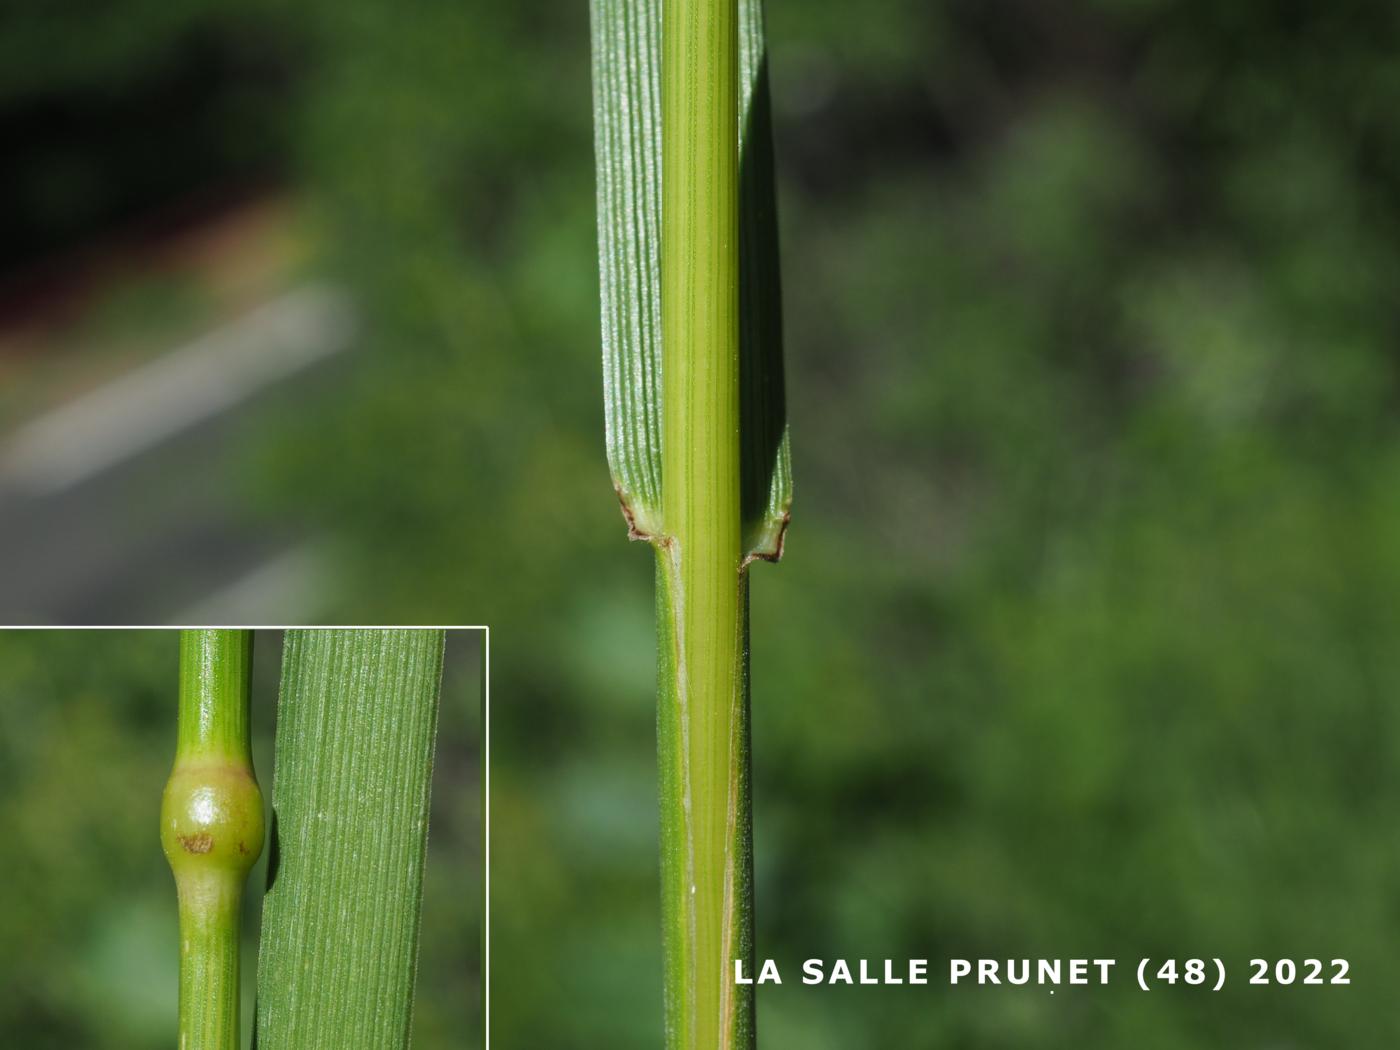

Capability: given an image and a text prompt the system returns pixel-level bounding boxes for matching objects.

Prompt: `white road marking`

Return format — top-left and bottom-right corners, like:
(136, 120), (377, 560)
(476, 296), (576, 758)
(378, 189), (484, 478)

(0, 284), (354, 495)
(175, 542), (327, 623)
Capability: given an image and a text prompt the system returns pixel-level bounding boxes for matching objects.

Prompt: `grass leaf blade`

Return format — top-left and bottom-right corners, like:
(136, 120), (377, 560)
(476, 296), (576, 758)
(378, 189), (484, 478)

(736, 0), (790, 559)
(593, 0), (791, 559)
(254, 629), (445, 1050)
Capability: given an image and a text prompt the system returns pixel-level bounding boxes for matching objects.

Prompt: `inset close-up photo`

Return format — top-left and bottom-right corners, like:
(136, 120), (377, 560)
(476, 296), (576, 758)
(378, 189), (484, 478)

(0, 628), (482, 1049)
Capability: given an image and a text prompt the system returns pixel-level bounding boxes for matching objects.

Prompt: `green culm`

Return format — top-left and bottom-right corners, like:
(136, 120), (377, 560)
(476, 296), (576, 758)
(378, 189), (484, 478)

(591, 0), (790, 1045)
(161, 629), (264, 1050)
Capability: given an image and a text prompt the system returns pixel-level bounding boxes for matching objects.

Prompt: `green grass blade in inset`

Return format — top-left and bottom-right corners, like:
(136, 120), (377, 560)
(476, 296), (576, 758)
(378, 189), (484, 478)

(254, 629), (445, 1050)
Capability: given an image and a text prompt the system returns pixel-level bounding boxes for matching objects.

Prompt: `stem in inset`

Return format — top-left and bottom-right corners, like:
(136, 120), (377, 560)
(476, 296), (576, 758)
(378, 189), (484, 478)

(659, 0), (752, 1047)
(161, 629), (264, 1050)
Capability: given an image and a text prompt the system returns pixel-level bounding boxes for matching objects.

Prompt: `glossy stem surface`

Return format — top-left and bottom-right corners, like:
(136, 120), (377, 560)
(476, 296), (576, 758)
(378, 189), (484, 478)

(660, 0), (753, 1046)
(161, 629), (263, 1050)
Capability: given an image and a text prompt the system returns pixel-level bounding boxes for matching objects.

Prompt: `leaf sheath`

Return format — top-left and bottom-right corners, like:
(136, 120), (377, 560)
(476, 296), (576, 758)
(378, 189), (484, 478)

(592, 0), (785, 1045)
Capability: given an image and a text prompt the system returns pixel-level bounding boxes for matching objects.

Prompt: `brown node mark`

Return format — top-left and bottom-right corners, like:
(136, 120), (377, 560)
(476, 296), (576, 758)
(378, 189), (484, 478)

(179, 833), (214, 854)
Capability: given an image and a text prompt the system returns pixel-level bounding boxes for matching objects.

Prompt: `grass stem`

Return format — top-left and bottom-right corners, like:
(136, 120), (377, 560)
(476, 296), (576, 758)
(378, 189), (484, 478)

(592, 0), (783, 1042)
(659, 1), (753, 1047)
(161, 629), (263, 1050)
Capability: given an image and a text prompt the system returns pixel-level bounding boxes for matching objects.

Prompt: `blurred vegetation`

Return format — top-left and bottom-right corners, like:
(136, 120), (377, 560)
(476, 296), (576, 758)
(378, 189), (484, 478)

(0, 0), (296, 273)
(7, 0), (1400, 1045)
(0, 633), (184, 1047)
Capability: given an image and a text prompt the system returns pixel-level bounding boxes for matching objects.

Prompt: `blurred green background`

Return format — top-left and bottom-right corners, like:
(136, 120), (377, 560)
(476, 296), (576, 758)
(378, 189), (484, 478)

(0, 630), (480, 1048)
(4, 0), (1400, 1045)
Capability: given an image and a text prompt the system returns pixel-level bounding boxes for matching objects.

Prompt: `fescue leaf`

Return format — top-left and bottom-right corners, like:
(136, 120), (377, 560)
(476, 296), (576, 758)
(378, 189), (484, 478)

(254, 629), (445, 1050)
(592, 0), (791, 559)
(593, 2), (787, 1046)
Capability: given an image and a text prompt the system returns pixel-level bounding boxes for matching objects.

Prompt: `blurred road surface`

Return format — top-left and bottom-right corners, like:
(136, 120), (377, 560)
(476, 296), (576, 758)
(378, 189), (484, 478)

(0, 285), (353, 623)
